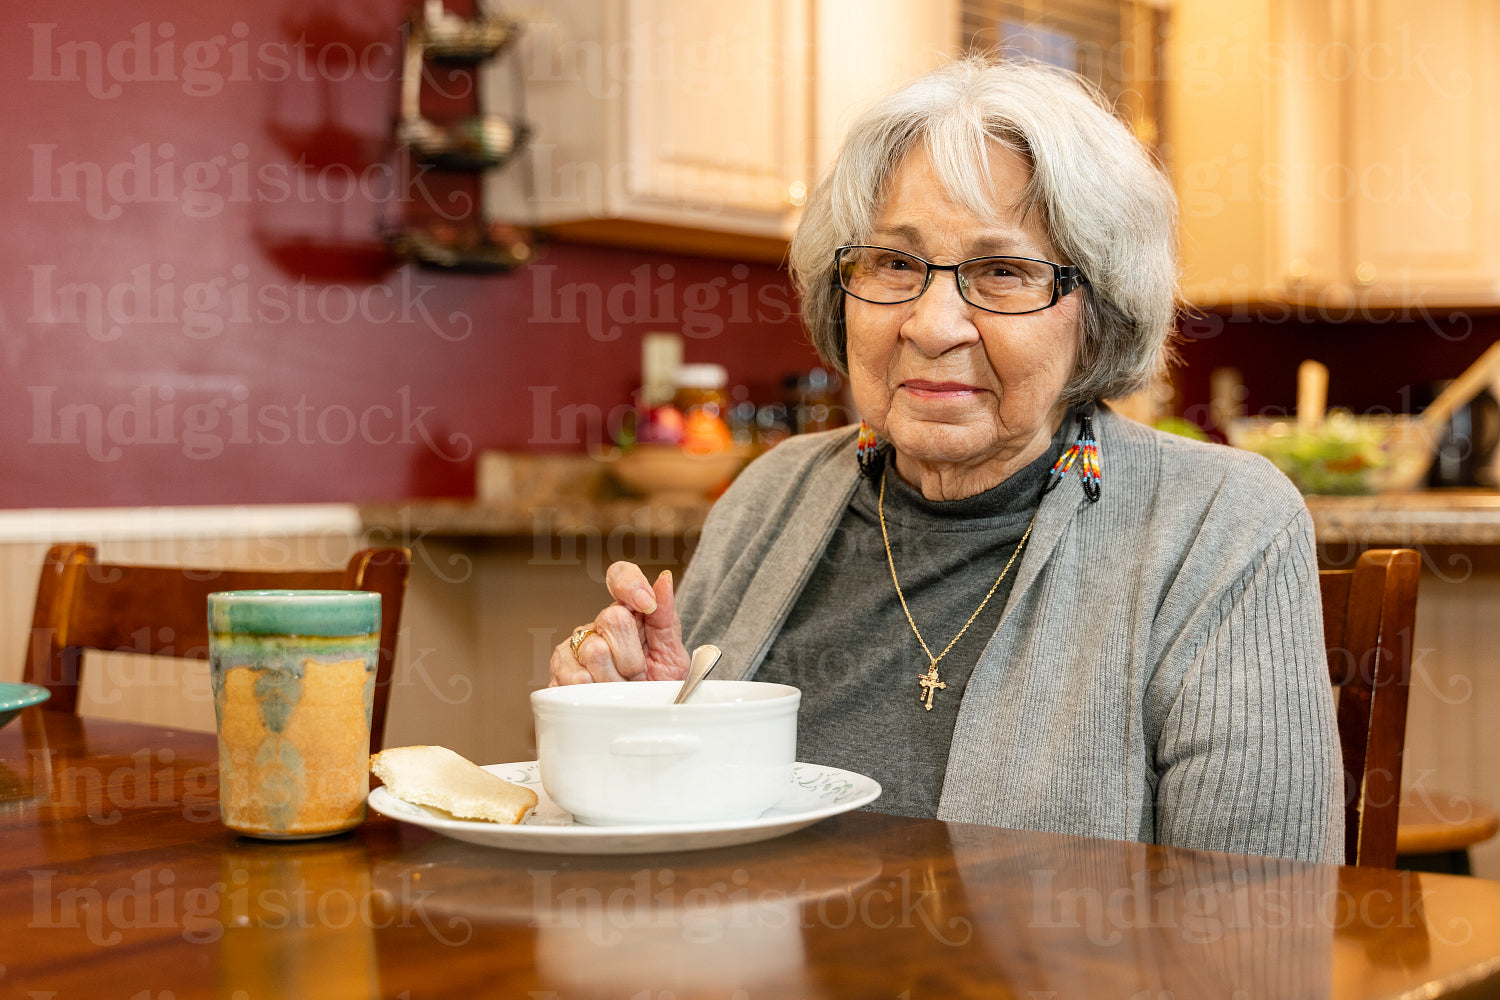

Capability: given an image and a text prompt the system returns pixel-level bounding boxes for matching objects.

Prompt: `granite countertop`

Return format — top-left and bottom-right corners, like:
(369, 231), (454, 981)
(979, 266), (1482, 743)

(359, 452), (715, 540)
(359, 495), (713, 539)
(359, 453), (1500, 545)
(1303, 489), (1500, 546)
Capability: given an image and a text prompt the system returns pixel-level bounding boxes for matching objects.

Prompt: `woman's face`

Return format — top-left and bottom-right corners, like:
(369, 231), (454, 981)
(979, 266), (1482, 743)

(845, 144), (1083, 495)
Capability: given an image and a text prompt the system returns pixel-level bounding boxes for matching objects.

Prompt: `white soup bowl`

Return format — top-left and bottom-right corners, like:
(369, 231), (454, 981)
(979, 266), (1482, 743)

(531, 680), (799, 826)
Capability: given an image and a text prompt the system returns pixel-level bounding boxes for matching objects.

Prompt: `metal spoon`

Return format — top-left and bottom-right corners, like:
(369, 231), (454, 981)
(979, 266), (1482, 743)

(673, 644), (722, 704)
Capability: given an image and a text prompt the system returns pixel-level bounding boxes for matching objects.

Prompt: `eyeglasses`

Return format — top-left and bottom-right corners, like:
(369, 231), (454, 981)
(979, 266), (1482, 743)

(834, 245), (1088, 315)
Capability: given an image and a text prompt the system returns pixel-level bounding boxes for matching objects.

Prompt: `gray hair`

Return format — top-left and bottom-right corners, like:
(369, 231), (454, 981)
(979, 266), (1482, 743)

(788, 54), (1179, 404)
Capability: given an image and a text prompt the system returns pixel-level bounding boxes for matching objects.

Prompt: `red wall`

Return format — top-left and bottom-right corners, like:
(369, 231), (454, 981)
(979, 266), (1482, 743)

(6, 2), (1495, 509)
(0, 0), (820, 508)
(1173, 309), (1500, 430)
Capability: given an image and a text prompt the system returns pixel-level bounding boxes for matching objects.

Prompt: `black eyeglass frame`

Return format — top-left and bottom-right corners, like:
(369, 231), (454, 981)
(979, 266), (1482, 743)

(833, 244), (1089, 316)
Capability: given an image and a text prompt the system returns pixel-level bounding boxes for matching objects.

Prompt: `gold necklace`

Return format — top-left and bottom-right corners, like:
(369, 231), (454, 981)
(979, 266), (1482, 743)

(878, 469), (1038, 711)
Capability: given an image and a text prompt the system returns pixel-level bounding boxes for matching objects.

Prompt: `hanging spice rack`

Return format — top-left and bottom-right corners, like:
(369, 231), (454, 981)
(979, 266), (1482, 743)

(388, 0), (534, 272)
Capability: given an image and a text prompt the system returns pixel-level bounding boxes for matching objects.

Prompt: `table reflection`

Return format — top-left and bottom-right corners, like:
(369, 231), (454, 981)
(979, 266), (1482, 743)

(0, 709), (52, 813)
(372, 829), (884, 996)
(218, 836), (381, 1000)
(954, 832), (1338, 998)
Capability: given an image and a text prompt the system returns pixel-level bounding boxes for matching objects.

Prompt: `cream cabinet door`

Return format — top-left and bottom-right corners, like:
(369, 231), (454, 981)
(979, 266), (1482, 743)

(1170, 0), (1343, 305)
(624, 0), (809, 225)
(489, 0), (962, 254)
(486, 0), (808, 244)
(809, 0), (960, 183)
(1346, 0), (1500, 302)
(1170, 0), (1500, 308)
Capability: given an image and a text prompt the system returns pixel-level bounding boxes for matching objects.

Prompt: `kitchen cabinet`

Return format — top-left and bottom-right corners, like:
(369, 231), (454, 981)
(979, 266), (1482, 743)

(484, 0), (959, 260)
(1347, 1), (1499, 301)
(809, 1), (962, 182)
(1169, 0), (1500, 308)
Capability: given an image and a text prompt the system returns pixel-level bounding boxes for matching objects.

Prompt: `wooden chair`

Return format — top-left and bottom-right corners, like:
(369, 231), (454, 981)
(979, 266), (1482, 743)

(1320, 548), (1420, 869)
(24, 543), (410, 751)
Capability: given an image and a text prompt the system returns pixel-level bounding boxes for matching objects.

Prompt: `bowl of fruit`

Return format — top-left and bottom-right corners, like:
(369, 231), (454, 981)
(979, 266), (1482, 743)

(607, 401), (750, 501)
(608, 445), (751, 501)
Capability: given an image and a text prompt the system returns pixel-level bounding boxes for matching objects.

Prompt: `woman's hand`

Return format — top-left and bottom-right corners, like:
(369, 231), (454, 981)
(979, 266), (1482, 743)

(549, 562), (689, 685)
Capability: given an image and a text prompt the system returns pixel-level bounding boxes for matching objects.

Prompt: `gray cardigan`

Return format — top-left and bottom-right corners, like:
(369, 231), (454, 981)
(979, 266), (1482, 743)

(677, 407), (1344, 863)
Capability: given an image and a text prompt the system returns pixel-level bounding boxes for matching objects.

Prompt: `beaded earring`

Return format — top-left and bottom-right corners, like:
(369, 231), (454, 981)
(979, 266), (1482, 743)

(1042, 408), (1102, 502)
(856, 420), (885, 479)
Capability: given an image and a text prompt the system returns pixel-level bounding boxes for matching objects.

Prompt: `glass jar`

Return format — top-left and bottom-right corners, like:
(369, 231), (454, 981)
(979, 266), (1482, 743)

(785, 367), (845, 434)
(673, 364), (732, 453)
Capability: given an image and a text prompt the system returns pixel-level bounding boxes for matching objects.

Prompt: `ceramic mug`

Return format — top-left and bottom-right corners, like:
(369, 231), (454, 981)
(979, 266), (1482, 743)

(531, 680), (799, 826)
(208, 590), (380, 839)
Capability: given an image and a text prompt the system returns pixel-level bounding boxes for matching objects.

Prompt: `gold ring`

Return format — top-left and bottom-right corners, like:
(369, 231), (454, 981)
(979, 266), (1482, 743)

(569, 626), (596, 657)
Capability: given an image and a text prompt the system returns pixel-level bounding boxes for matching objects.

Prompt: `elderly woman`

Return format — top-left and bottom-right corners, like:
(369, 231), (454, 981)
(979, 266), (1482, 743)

(550, 56), (1343, 863)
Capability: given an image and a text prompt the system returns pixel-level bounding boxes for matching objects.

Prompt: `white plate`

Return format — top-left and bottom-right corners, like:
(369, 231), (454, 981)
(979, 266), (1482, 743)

(367, 761), (881, 855)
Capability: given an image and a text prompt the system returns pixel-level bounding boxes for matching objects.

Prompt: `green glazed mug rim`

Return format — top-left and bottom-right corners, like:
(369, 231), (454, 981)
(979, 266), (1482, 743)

(208, 589), (381, 637)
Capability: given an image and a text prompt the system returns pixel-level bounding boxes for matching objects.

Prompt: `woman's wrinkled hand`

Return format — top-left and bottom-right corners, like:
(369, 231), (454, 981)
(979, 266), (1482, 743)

(549, 561), (690, 686)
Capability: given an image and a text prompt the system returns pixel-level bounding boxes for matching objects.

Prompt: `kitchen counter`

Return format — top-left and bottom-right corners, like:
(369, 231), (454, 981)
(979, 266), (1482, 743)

(1304, 489), (1500, 546)
(361, 482), (1500, 546)
(360, 451), (716, 540)
(359, 495), (712, 539)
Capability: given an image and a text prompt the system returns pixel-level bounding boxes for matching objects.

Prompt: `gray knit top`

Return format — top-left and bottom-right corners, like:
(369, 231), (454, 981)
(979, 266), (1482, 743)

(753, 426), (1061, 818)
(676, 406), (1344, 863)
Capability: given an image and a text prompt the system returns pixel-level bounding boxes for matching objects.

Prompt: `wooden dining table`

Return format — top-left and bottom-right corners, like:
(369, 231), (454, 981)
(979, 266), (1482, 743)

(4, 710), (1500, 1000)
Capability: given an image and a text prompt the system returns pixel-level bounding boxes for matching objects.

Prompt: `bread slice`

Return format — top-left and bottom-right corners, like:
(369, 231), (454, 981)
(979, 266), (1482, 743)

(370, 745), (538, 824)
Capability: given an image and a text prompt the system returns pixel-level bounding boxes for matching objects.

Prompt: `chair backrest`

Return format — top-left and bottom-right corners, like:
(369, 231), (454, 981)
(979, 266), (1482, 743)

(1320, 548), (1420, 868)
(24, 542), (410, 751)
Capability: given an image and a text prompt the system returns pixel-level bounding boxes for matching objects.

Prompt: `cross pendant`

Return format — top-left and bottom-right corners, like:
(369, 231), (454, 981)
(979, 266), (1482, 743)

(917, 660), (946, 711)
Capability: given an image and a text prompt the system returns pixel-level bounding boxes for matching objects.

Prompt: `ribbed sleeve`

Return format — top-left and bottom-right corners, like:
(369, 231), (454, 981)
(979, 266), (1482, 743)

(1153, 513), (1343, 862)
